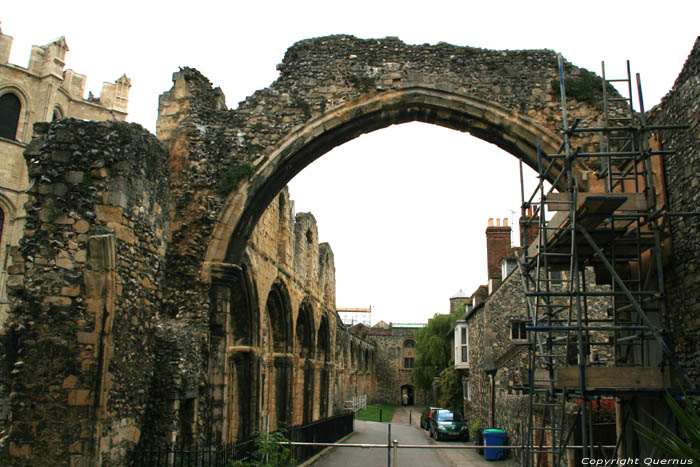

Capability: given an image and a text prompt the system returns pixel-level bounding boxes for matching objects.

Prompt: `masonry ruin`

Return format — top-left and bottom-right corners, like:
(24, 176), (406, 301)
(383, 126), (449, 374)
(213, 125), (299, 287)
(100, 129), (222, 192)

(0, 33), (699, 466)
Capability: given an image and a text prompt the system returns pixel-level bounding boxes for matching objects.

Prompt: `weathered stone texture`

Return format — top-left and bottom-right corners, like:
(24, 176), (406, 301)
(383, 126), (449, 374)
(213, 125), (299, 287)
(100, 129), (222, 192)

(2, 119), (169, 466)
(647, 37), (700, 383)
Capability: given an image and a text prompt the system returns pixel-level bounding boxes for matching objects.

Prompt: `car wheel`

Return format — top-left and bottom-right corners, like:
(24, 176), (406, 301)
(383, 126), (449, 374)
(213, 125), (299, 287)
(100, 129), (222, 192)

(435, 431), (441, 441)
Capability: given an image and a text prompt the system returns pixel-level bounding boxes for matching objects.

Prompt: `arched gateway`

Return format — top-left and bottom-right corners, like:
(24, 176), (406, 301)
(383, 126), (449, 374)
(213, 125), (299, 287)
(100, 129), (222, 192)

(15, 33), (699, 467)
(157, 35), (610, 276)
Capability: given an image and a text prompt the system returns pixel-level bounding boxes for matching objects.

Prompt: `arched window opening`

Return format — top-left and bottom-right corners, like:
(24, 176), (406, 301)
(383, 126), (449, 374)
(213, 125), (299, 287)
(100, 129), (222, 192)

(296, 302), (314, 359)
(317, 315), (330, 362)
(264, 283), (291, 353)
(0, 93), (21, 140)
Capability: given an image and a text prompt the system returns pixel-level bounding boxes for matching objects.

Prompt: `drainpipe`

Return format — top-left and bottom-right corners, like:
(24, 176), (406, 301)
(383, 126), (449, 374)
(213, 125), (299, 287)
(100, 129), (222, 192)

(487, 369), (497, 427)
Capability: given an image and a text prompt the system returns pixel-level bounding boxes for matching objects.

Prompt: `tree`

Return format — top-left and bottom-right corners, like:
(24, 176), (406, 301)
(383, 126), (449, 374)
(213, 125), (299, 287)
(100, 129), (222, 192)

(412, 313), (458, 391)
(438, 366), (464, 412)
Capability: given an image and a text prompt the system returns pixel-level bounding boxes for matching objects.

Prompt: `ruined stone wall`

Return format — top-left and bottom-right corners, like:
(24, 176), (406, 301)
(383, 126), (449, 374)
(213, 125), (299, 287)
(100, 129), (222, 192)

(0, 27), (130, 334)
(2, 119), (169, 467)
(647, 37), (700, 384)
(334, 329), (376, 410)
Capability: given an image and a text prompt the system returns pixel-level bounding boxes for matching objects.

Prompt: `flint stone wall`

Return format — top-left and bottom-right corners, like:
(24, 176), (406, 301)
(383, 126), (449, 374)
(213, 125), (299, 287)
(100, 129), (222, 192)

(3, 119), (170, 466)
(647, 37), (700, 383)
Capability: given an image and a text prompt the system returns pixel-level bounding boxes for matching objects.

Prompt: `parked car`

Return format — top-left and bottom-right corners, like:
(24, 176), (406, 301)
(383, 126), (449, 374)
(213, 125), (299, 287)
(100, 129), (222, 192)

(419, 406), (443, 430)
(429, 409), (469, 441)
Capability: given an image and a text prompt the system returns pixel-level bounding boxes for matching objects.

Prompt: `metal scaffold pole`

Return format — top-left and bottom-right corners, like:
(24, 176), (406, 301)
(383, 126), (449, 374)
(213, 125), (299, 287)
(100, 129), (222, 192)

(518, 53), (694, 467)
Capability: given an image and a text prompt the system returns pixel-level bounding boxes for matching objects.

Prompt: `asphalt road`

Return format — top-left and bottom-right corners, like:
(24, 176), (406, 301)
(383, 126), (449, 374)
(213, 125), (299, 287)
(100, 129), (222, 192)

(311, 419), (446, 467)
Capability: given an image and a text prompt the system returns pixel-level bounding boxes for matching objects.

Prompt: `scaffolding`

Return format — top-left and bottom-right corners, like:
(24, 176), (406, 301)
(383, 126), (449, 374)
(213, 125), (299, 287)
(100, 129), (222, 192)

(517, 55), (693, 467)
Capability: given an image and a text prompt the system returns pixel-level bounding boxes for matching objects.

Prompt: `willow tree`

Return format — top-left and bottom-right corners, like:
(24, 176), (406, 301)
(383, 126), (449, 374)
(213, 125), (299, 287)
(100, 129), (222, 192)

(412, 313), (458, 390)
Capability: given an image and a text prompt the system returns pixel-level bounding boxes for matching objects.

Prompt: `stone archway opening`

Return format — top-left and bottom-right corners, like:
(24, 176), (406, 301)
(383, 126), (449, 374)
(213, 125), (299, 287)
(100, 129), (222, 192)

(401, 384), (415, 406)
(211, 88), (565, 267)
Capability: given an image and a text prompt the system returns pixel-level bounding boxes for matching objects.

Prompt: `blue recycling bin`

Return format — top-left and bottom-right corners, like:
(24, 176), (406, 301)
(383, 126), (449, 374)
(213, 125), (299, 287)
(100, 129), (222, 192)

(482, 428), (507, 461)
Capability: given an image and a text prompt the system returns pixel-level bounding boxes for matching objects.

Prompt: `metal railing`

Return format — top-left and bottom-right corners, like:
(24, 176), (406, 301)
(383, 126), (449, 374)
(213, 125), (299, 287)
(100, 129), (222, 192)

(130, 412), (354, 466)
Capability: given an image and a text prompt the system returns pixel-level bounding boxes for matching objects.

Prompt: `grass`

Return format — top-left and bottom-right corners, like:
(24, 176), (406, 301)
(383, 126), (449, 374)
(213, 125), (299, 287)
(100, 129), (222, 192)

(355, 404), (395, 423)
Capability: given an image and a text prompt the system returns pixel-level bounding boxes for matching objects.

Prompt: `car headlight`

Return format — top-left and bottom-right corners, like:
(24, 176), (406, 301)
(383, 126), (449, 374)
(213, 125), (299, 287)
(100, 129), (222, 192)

(438, 425), (447, 431)
(460, 425), (468, 431)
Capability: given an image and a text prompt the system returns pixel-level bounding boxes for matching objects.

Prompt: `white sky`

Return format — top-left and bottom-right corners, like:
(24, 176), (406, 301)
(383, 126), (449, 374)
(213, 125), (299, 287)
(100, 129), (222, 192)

(2, 2), (697, 325)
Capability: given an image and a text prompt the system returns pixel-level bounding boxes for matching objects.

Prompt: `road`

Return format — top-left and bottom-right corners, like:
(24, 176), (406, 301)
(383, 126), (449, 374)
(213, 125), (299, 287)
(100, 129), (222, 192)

(310, 417), (446, 467)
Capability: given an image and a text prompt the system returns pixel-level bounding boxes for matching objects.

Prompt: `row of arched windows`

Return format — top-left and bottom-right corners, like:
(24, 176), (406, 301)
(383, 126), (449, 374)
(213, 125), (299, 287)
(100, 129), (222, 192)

(345, 340), (374, 372)
(263, 281), (332, 362)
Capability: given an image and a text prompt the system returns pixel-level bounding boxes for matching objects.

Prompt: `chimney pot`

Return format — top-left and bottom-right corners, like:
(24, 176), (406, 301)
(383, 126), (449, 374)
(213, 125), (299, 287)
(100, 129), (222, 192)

(503, 218), (509, 227)
(488, 218), (494, 227)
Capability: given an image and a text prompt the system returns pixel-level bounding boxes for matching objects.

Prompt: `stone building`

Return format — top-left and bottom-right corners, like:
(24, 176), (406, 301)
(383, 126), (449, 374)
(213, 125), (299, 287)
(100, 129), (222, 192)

(367, 322), (430, 406)
(0, 25), (130, 328)
(1, 32), (699, 467)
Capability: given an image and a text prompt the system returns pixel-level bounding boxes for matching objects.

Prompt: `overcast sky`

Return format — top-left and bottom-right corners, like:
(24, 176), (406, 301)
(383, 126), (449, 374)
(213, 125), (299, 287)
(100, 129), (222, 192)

(3, 2), (697, 325)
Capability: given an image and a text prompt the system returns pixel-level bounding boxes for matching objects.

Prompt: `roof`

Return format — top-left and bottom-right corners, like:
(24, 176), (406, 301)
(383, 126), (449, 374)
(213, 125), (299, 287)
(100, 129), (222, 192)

(450, 289), (469, 299)
(391, 323), (426, 328)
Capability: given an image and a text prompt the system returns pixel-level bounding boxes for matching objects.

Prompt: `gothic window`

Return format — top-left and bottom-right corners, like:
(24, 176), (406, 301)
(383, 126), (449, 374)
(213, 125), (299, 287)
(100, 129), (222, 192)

(264, 282), (291, 353)
(0, 93), (21, 140)
(317, 315), (330, 362)
(296, 301), (314, 359)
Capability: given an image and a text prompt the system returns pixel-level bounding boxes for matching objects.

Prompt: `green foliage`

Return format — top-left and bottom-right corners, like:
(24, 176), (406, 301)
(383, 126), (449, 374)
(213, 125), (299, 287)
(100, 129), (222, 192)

(550, 69), (612, 109)
(634, 391), (700, 462)
(438, 366), (463, 412)
(220, 162), (254, 196)
(79, 172), (94, 196)
(470, 419), (482, 438)
(145, 149), (160, 175)
(231, 431), (297, 467)
(348, 75), (377, 93)
(355, 403), (395, 422)
(412, 313), (458, 391)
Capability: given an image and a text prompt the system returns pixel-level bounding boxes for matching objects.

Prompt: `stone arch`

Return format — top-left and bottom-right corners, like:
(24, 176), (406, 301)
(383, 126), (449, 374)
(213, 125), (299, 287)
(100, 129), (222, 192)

(296, 298), (314, 358)
(316, 314), (331, 363)
(262, 279), (293, 428)
(317, 315), (331, 419)
(0, 91), (21, 140)
(52, 105), (64, 121)
(350, 341), (356, 369)
(263, 279), (292, 353)
(209, 261), (260, 442)
(0, 85), (29, 141)
(209, 87), (564, 266)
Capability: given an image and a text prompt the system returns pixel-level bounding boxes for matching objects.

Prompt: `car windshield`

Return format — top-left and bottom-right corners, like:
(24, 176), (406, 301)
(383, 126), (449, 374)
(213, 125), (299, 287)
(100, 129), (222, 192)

(437, 411), (464, 422)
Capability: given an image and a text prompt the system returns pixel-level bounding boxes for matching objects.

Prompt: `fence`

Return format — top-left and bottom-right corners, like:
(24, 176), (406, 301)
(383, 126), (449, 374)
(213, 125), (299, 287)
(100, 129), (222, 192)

(130, 411), (354, 466)
(344, 394), (367, 412)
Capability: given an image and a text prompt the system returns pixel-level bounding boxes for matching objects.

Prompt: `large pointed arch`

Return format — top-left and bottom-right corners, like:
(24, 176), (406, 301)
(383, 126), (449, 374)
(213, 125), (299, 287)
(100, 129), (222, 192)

(204, 87), (564, 268)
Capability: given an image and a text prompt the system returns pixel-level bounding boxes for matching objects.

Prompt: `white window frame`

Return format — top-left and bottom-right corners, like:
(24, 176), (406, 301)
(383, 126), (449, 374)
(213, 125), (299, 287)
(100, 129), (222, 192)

(455, 323), (469, 368)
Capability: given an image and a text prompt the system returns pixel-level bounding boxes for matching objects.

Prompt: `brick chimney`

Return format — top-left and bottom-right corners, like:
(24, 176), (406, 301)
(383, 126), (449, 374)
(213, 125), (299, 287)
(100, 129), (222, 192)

(486, 218), (512, 280)
(519, 207), (539, 248)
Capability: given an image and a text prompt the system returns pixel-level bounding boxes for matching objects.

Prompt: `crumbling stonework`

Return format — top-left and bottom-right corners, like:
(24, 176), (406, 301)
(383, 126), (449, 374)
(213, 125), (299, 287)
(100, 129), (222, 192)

(0, 25), (131, 333)
(647, 37), (700, 383)
(3, 119), (168, 466)
(1, 33), (698, 467)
